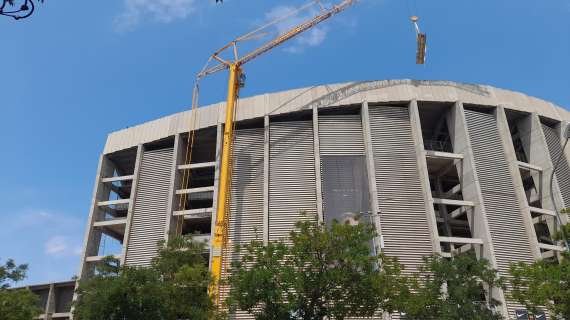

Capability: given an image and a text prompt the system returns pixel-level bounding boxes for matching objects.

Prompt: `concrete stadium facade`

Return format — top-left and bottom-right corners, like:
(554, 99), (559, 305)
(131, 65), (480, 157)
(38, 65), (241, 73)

(73, 80), (570, 319)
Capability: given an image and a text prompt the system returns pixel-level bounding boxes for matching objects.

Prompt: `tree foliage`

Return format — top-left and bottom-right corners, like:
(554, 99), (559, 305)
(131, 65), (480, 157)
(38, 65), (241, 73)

(73, 236), (220, 320)
(509, 209), (570, 320)
(509, 255), (570, 319)
(0, 259), (42, 320)
(395, 254), (505, 320)
(226, 219), (402, 320)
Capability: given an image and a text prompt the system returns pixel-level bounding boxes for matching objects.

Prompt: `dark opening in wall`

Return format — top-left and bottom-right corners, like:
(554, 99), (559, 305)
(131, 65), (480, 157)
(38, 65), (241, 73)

(519, 168), (541, 207)
(107, 146), (138, 176)
(145, 137), (175, 151)
(504, 109), (531, 163)
(180, 192), (214, 210)
(182, 167), (215, 189)
(270, 109), (312, 123)
(418, 102), (454, 153)
(235, 118), (264, 130)
(318, 104), (361, 116)
(182, 218), (211, 236)
(181, 127), (217, 164)
(462, 103), (495, 114)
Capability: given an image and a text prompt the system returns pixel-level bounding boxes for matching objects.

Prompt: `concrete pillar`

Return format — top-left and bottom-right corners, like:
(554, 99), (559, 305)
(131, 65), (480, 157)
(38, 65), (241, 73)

(45, 283), (55, 319)
(120, 145), (143, 265)
(528, 114), (567, 222)
(77, 154), (112, 279)
(164, 134), (182, 239)
(263, 115), (270, 244)
(312, 105), (324, 223)
(361, 101), (383, 251)
(560, 120), (570, 175)
(209, 123), (223, 270)
(496, 106), (541, 259)
(409, 100), (442, 253)
(446, 101), (506, 315)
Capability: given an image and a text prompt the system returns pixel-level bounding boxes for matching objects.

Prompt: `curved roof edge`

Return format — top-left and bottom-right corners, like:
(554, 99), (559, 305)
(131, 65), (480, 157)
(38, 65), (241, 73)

(104, 79), (570, 154)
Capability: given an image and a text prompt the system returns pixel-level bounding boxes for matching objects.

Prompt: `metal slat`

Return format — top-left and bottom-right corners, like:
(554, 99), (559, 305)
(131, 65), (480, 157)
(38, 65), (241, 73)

(318, 115), (365, 156)
(269, 121), (318, 241)
(464, 110), (535, 316)
(318, 114), (370, 226)
(124, 148), (174, 267)
(542, 124), (570, 207)
(369, 106), (433, 272)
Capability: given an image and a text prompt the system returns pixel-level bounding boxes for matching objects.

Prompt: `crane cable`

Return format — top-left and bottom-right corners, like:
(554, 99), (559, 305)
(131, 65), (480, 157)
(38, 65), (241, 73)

(175, 80), (202, 235)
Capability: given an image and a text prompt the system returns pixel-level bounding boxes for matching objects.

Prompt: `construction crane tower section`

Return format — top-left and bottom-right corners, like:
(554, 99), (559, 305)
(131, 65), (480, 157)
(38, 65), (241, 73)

(187, 0), (360, 305)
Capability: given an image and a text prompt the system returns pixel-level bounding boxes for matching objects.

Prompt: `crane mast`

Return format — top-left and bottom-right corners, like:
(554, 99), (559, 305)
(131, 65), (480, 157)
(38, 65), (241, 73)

(182, 0), (358, 306)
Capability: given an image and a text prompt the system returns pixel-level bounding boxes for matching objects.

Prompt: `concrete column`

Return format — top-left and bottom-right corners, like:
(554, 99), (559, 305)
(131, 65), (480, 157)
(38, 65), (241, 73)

(312, 106), (324, 223)
(120, 145), (143, 265)
(528, 114), (567, 222)
(447, 101), (507, 315)
(45, 283), (55, 319)
(560, 120), (570, 175)
(164, 134), (182, 239)
(409, 100), (442, 253)
(77, 154), (113, 280)
(263, 115), (270, 244)
(496, 106), (541, 259)
(361, 101), (383, 251)
(209, 123), (223, 270)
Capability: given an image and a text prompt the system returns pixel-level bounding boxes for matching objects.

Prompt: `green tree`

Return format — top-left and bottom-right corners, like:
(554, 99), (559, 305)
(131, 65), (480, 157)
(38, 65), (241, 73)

(226, 219), (403, 320)
(509, 209), (570, 319)
(73, 236), (219, 320)
(509, 255), (570, 319)
(0, 259), (42, 320)
(395, 254), (504, 320)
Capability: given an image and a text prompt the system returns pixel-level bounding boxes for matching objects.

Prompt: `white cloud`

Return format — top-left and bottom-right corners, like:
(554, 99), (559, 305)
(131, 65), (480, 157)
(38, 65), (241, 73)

(45, 236), (82, 257)
(114, 0), (197, 33)
(265, 5), (329, 54)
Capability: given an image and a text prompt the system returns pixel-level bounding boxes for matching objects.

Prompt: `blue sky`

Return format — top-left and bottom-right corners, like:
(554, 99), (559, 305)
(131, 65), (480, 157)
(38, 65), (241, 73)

(0, 0), (568, 285)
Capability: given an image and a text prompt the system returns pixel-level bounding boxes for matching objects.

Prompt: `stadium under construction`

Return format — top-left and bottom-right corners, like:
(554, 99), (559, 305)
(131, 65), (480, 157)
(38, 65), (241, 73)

(29, 80), (570, 319)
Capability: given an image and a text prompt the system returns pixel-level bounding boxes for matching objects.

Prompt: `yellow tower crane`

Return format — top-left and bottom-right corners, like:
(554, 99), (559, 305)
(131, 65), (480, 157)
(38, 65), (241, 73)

(177, 0), (362, 305)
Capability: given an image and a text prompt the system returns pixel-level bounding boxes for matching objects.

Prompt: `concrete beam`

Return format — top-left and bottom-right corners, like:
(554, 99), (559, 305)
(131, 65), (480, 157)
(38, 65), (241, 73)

(433, 198), (475, 207)
(172, 208), (213, 218)
(101, 175), (134, 183)
(516, 161), (543, 172)
(176, 186), (215, 195)
(439, 236), (484, 245)
(178, 161), (216, 170)
(425, 150), (464, 160)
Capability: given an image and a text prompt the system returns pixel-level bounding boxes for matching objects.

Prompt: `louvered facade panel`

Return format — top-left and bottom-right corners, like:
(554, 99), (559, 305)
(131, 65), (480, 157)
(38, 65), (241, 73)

(221, 128), (264, 320)
(542, 124), (570, 207)
(318, 115), (365, 155)
(125, 148), (173, 267)
(318, 114), (370, 225)
(368, 106), (434, 271)
(269, 121), (318, 241)
(464, 110), (535, 316)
